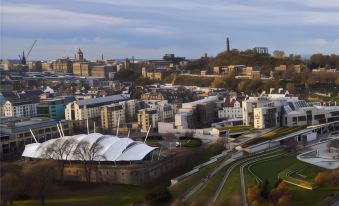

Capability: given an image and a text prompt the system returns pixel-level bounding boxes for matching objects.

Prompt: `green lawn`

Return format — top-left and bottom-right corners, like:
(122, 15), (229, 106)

(13, 183), (146, 206)
(278, 164), (317, 190)
(247, 154), (339, 206)
(169, 158), (224, 198)
(242, 126), (306, 147)
(179, 138), (202, 147)
(217, 125), (253, 133)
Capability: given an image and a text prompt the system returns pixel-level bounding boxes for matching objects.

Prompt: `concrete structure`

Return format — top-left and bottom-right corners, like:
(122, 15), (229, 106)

(243, 92), (339, 129)
(175, 96), (218, 129)
(0, 117), (71, 157)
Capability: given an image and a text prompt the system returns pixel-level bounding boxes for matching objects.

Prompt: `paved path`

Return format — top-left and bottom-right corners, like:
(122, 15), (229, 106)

(211, 149), (282, 205)
(239, 153), (286, 206)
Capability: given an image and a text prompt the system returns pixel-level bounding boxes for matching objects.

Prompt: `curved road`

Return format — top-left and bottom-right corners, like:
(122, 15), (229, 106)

(211, 149), (282, 205)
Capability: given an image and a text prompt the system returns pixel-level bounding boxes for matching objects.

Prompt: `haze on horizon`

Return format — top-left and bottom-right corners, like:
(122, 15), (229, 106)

(1, 0), (339, 60)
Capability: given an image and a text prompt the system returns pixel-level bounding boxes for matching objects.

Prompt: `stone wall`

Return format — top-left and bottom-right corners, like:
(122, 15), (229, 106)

(63, 156), (181, 185)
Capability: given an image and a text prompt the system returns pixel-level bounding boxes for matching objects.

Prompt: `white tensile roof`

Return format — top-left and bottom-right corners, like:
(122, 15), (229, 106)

(22, 133), (158, 162)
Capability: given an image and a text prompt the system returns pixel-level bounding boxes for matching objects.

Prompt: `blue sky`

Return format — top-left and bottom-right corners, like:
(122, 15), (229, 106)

(1, 0), (339, 60)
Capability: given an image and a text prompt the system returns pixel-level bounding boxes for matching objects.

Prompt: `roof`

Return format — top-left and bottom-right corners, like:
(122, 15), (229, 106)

(22, 133), (158, 162)
(77, 94), (129, 106)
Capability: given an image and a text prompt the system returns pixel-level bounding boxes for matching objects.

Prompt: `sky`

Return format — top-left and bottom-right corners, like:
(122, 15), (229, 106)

(1, 0), (339, 60)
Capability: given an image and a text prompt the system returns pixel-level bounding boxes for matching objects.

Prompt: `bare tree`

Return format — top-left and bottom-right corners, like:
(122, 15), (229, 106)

(22, 160), (58, 206)
(42, 138), (76, 183)
(73, 137), (105, 183)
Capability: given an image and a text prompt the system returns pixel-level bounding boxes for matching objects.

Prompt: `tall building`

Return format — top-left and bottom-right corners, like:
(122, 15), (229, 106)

(101, 104), (126, 131)
(137, 108), (159, 132)
(226, 37), (230, 52)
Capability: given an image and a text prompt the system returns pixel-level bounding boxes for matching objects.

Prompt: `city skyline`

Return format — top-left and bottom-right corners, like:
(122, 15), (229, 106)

(1, 0), (339, 60)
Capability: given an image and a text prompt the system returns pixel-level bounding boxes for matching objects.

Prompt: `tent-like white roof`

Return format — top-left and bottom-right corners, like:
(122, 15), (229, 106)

(22, 133), (157, 162)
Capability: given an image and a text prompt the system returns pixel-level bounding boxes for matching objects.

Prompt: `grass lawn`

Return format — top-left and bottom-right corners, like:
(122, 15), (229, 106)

(169, 158), (224, 198)
(247, 154), (339, 206)
(13, 183), (146, 206)
(187, 163), (232, 206)
(217, 125), (253, 133)
(242, 126), (306, 147)
(179, 138), (202, 147)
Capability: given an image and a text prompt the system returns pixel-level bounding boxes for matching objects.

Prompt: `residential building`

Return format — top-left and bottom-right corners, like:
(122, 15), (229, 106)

(101, 103), (126, 131)
(137, 108), (159, 132)
(3, 100), (37, 118)
(65, 94), (129, 128)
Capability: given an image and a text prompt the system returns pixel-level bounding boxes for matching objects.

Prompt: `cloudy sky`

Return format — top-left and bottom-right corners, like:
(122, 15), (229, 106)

(1, 0), (339, 60)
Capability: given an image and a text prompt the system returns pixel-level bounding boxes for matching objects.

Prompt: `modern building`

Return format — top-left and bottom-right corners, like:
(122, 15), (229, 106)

(175, 96), (218, 129)
(0, 117), (71, 157)
(65, 94), (129, 128)
(37, 96), (75, 120)
(137, 108), (159, 132)
(243, 92), (339, 129)
(101, 103), (126, 131)
(3, 100), (37, 118)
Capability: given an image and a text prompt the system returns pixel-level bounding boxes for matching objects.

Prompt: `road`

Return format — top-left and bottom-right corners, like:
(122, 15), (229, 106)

(211, 149), (282, 205)
(239, 153), (287, 206)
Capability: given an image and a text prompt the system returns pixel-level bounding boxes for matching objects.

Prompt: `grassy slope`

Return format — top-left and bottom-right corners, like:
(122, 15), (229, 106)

(13, 184), (146, 206)
(242, 126), (306, 147)
(248, 155), (338, 206)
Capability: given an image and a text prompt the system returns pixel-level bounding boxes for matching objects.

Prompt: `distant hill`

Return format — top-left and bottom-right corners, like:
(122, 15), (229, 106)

(184, 51), (303, 74)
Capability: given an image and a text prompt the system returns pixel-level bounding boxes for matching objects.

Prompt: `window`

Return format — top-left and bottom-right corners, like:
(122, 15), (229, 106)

(298, 116), (306, 121)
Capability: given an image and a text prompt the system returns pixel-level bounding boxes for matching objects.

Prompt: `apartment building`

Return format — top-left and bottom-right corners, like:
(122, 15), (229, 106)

(3, 100), (37, 118)
(65, 94), (129, 128)
(137, 108), (159, 132)
(101, 103), (126, 131)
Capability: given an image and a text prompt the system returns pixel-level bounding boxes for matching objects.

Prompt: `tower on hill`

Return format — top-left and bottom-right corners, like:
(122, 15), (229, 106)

(226, 37), (230, 52)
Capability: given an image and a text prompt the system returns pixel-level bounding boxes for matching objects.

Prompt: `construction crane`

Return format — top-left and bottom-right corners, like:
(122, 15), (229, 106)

(19, 40), (37, 65)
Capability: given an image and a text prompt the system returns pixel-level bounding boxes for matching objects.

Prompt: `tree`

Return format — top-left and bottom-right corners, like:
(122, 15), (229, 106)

(336, 77), (339, 87)
(314, 171), (328, 185)
(247, 185), (261, 204)
(273, 50), (285, 57)
(43, 138), (76, 183)
(22, 160), (58, 206)
(73, 137), (105, 183)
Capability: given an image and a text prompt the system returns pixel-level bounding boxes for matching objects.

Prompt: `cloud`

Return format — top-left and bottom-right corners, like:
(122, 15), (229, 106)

(1, 0), (338, 59)
(1, 3), (130, 29)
